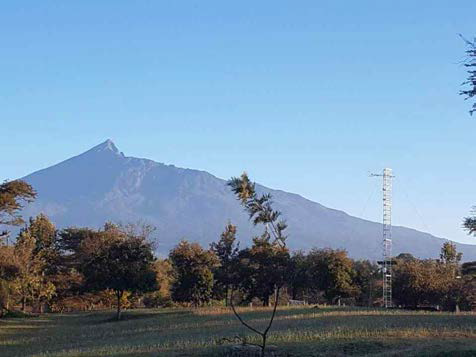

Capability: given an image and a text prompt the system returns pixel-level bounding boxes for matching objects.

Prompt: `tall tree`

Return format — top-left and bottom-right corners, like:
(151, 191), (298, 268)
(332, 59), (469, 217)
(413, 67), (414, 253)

(307, 248), (356, 304)
(287, 251), (310, 301)
(234, 234), (290, 306)
(11, 215), (60, 312)
(210, 223), (239, 305)
(169, 240), (218, 307)
(393, 257), (452, 308)
(13, 229), (56, 312)
(227, 173), (290, 357)
(228, 173), (287, 247)
(440, 242), (462, 266)
(439, 242), (462, 278)
(438, 243), (467, 310)
(28, 214), (60, 275)
(79, 224), (157, 320)
(57, 227), (98, 269)
(0, 180), (36, 241)
(13, 230), (37, 311)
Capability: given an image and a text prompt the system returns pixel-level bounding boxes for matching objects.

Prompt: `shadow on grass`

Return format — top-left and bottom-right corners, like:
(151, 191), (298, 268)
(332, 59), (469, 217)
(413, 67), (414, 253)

(341, 341), (388, 355)
(0, 310), (39, 319)
(84, 309), (193, 325)
(432, 352), (476, 357)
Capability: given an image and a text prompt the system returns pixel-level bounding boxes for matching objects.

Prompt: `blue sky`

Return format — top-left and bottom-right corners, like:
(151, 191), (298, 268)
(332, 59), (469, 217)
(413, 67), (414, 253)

(1, 1), (476, 244)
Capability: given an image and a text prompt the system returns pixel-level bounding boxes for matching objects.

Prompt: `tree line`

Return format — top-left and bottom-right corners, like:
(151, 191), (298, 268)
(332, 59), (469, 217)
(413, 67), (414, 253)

(168, 236), (475, 311)
(0, 178), (474, 323)
(1, 172), (476, 357)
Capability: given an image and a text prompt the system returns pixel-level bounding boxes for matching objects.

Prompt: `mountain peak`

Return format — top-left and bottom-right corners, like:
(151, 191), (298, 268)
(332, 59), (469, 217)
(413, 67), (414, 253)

(97, 139), (119, 152)
(81, 139), (124, 158)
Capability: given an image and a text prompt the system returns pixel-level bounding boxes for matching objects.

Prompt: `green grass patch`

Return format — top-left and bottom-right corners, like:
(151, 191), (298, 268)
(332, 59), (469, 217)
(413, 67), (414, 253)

(0, 306), (475, 356)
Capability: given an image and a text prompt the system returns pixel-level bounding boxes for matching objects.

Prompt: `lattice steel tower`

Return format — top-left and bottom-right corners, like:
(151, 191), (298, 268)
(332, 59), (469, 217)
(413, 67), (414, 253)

(371, 168), (394, 308)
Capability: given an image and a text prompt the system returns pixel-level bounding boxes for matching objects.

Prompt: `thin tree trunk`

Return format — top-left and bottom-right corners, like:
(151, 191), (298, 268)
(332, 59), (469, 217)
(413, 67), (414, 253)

(368, 279), (373, 307)
(5, 286), (10, 311)
(229, 287), (280, 357)
(225, 285), (229, 307)
(263, 295), (270, 307)
(292, 285), (297, 300)
(116, 291), (122, 320)
(261, 335), (267, 357)
(261, 287), (280, 357)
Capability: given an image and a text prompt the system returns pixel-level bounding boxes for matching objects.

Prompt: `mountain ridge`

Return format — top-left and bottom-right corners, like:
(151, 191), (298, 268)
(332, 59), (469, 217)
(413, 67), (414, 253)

(16, 140), (476, 261)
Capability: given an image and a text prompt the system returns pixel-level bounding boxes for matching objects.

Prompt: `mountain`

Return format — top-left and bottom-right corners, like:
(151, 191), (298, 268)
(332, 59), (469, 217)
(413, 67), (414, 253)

(17, 140), (476, 261)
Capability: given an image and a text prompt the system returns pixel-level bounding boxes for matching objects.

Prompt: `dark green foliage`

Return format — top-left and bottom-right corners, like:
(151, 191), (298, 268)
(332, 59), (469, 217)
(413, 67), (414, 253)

(0, 180), (36, 226)
(142, 291), (173, 308)
(440, 241), (462, 280)
(440, 241), (462, 266)
(234, 233), (290, 306)
(0, 180), (36, 240)
(79, 224), (157, 319)
(462, 261), (476, 277)
(457, 260), (476, 311)
(463, 207), (476, 236)
(0, 245), (17, 313)
(460, 35), (476, 115)
(287, 251), (310, 300)
(395, 253), (416, 262)
(227, 173), (291, 304)
(307, 248), (357, 304)
(0, 246), (18, 282)
(57, 227), (97, 256)
(50, 228), (101, 309)
(443, 275), (476, 311)
(210, 223), (239, 303)
(228, 173), (287, 247)
(169, 240), (218, 306)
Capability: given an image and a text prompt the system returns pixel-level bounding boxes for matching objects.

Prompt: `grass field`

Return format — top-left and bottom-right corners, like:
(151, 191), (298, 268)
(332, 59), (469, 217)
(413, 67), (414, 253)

(1, 306), (475, 356)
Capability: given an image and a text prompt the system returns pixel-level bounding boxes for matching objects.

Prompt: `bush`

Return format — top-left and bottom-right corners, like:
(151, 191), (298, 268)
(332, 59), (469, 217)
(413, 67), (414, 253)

(143, 291), (173, 308)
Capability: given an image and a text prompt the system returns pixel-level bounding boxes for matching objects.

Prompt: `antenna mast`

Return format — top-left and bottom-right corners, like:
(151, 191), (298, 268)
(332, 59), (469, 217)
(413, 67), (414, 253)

(371, 168), (394, 308)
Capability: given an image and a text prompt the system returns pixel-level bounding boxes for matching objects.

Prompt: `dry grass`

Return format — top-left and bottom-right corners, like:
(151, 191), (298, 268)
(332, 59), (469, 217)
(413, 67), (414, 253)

(0, 306), (475, 356)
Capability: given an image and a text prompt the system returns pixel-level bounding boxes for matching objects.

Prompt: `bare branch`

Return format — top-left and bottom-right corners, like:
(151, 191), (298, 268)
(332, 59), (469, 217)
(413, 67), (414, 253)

(230, 289), (264, 337)
(263, 287), (280, 336)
